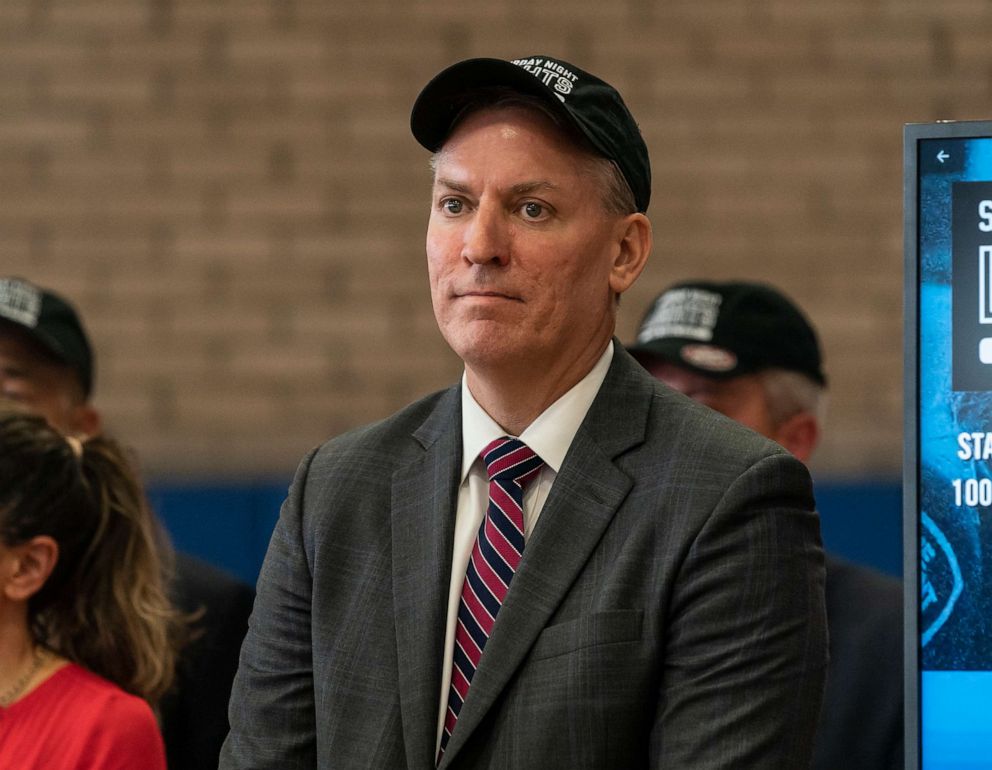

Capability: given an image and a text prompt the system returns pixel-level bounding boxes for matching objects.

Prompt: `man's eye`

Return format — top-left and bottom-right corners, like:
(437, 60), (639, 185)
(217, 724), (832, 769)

(442, 198), (464, 214)
(521, 202), (545, 219)
(0, 389), (28, 404)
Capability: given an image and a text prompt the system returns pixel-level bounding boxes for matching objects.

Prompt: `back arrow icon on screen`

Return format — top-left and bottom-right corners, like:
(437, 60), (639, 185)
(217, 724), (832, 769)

(937, 150), (949, 163)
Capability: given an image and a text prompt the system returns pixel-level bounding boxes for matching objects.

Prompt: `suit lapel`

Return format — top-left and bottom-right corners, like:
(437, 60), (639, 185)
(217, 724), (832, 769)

(393, 387), (462, 770)
(439, 347), (654, 766)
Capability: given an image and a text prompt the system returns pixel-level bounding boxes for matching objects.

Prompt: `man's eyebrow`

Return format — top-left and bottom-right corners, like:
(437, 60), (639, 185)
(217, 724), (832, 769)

(509, 180), (559, 195)
(0, 363), (27, 378)
(432, 179), (560, 195)
(433, 177), (471, 194)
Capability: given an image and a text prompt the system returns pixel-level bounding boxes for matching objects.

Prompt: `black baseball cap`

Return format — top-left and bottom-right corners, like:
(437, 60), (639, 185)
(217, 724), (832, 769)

(0, 277), (95, 396)
(410, 55), (651, 213)
(628, 280), (827, 386)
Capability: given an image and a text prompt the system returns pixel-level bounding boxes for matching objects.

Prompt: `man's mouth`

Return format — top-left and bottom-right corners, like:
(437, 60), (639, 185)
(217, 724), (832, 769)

(456, 290), (522, 302)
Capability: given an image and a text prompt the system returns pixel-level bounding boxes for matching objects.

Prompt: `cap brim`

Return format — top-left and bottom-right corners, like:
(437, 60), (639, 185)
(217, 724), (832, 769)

(628, 338), (688, 365)
(627, 338), (751, 380)
(411, 58), (579, 152)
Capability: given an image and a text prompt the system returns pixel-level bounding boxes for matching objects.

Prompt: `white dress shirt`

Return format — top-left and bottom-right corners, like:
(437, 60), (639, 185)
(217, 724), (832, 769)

(435, 342), (614, 751)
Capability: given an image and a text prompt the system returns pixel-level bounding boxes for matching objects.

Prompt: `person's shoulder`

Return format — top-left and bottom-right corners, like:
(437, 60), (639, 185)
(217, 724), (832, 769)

(824, 554), (902, 657)
(309, 383), (458, 468)
(173, 551), (254, 610)
(825, 554), (903, 613)
(603, 348), (786, 463)
(67, 666), (166, 767)
(591, 350), (797, 491)
(8, 664), (165, 769)
(54, 664), (159, 727)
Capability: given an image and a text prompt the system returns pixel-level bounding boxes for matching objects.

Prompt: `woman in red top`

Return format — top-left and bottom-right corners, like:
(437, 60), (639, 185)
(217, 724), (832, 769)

(0, 409), (186, 770)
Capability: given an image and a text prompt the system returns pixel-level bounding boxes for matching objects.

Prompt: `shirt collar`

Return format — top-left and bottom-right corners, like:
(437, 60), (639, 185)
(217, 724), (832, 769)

(460, 341), (614, 481)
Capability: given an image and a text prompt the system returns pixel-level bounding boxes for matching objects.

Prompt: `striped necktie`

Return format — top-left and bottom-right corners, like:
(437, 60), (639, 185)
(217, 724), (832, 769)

(438, 437), (545, 762)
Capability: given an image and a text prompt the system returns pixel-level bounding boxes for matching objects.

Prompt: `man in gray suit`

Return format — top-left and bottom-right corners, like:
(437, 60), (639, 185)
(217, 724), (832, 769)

(221, 55), (828, 769)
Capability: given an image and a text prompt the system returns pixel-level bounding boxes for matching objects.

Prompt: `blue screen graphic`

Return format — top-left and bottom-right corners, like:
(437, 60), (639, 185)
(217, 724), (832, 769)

(918, 135), (992, 768)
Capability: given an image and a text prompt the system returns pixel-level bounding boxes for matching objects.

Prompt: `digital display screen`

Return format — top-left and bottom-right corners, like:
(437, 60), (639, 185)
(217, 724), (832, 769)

(914, 126), (992, 769)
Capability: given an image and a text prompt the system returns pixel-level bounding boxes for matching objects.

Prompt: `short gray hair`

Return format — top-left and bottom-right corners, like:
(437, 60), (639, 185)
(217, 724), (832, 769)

(759, 368), (827, 428)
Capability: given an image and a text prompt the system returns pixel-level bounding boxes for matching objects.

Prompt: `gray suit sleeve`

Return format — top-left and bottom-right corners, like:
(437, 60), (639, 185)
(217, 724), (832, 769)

(649, 451), (829, 769)
(219, 448), (319, 770)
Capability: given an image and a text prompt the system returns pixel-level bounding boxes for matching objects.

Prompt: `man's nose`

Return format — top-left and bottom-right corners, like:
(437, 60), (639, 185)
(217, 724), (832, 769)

(461, 203), (509, 266)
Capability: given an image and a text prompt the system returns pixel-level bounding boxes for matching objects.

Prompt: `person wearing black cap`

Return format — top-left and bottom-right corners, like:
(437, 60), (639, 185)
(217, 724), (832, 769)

(630, 279), (903, 770)
(0, 277), (100, 439)
(222, 56), (827, 770)
(0, 276), (256, 770)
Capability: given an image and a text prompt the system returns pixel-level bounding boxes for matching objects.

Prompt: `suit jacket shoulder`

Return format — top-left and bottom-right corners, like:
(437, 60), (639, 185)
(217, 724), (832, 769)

(306, 384), (457, 482)
(293, 384), (460, 541)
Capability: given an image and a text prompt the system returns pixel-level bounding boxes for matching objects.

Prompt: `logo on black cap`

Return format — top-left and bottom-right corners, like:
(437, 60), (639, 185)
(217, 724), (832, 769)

(0, 279), (43, 328)
(511, 58), (579, 101)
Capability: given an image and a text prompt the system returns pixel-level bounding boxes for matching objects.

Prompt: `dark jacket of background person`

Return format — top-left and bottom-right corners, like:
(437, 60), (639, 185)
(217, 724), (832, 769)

(160, 553), (255, 770)
(815, 555), (903, 770)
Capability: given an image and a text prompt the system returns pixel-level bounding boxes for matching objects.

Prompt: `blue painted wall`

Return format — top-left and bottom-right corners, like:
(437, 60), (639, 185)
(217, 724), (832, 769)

(149, 477), (904, 587)
(816, 480), (903, 577)
(148, 481), (287, 587)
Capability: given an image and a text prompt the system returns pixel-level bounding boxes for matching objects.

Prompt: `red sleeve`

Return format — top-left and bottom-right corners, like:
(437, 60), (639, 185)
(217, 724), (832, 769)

(78, 695), (167, 770)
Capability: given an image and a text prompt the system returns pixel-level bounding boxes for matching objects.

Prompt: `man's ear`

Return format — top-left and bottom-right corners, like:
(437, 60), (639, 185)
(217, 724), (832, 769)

(68, 403), (101, 439)
(609, 213), (652, 296)
(772, 411), (820, 464)
(2, 536), (59, 603)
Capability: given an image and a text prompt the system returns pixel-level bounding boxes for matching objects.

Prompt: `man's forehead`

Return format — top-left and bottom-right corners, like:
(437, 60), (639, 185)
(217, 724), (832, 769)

(431, 110), (598, 194)
(648, 358), (753, 392)
(437, 103), (590, 161)
(0, 324), (68, 371)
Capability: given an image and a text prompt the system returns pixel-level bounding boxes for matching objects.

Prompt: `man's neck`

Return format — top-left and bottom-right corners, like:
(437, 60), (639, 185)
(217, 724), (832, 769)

(464, 342), (611, 436)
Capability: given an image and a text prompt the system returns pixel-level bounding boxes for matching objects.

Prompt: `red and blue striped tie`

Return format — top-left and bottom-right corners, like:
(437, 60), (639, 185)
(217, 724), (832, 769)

(438, 437), (545, 762)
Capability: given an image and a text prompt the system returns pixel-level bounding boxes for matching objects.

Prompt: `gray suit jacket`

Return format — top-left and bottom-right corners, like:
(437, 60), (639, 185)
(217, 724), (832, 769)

(221, 348), (827, 769)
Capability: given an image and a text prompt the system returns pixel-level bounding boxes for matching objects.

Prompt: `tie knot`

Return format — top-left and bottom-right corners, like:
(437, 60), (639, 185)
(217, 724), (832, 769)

(481, 437), (544, 487)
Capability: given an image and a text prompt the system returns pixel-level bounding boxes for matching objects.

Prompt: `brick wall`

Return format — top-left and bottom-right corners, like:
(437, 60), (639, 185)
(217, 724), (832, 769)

(3, 0), (991, 479)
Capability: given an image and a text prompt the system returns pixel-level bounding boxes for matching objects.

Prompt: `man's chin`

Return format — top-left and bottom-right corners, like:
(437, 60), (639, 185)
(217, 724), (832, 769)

(443, 328), (528, 369)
